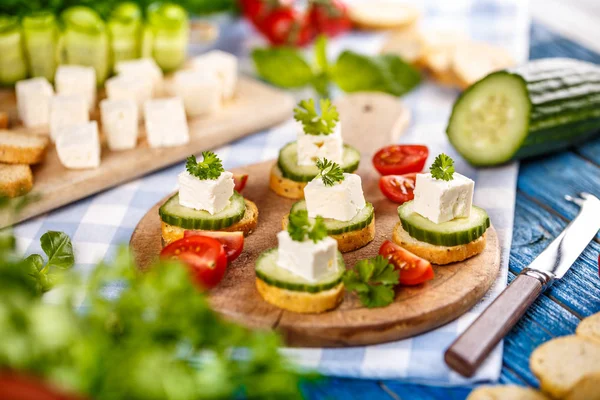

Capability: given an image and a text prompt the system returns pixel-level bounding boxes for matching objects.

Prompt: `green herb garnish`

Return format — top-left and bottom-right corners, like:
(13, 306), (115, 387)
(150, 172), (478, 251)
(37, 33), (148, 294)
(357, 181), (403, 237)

(343, 255), (399, 308)
(316, 158), (344, 186)
(294, 98), (339, 136)
(287, 209), (328, 243)
(186, 151), (224, 180)
(430, 153), (455, 181)
(23, 231), (74, 293)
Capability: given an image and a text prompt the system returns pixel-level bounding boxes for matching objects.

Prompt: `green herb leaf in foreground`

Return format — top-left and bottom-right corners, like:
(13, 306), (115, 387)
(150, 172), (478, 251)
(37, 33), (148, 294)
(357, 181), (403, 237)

(252, 47), (315, 88)
(186, 151), (224, 180)
(343, 255), (399, 308)
(430, 153), (455, 181)
(288, 209), (328, 243)
(316, 158), (344, 186)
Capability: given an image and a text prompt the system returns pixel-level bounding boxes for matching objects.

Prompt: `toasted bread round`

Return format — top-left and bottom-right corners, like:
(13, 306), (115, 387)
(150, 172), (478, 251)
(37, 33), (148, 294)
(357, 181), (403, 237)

(348, 1), (419, 30)
(565, 372), (600, 400)
(269, 164), (306, 199)
(161, 199), (258, 245)
(0, 163), (33, 198)
(282, 214), (375, 253)
(256, 278), (344, 313)
(576, 312), (600, 345)
(381, 27), (424, 64)
(530, 335), (600, 399)
(467, 386), (548, 400)
(452, 42), (515, 89)
(392, 222), (486, 265)
(0, 130), (49, 164)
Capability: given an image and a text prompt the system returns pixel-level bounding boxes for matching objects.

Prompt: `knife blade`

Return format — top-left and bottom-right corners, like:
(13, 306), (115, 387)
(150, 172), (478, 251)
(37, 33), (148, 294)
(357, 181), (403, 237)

(444, 192), (600, 378)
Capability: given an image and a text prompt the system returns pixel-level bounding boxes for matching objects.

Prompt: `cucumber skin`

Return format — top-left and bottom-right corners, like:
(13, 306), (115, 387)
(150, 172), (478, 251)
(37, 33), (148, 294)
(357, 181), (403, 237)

(447, 58), (600, 166)
(255, 248), (345, 293)
(290, 201), (374, 235)
(159, 192), (245, 230)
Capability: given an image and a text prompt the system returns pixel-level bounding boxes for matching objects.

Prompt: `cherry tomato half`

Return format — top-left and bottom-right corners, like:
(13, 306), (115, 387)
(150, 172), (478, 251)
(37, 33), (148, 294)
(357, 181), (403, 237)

(379, 240), (434, 286)
(308, 0), (352, 38)
(184, 230), (244, 262)
(233, 174), (249, 193)
(379, 173), (417, 204)
(160, 236), (227, 289)
(373, 145), (429, 176)
(259, 7), (315, 46)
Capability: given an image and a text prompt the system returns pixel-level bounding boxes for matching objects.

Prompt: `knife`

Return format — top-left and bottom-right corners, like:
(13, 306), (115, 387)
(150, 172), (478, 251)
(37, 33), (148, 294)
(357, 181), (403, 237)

(445, 192), (600, 378)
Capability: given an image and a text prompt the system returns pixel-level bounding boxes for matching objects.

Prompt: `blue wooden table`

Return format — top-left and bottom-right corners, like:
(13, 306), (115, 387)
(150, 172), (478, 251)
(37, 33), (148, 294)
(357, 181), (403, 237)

(301, 23), (600, 400)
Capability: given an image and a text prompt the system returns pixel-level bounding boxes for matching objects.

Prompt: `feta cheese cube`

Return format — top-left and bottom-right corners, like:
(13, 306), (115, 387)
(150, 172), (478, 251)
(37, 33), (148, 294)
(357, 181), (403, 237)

(191, 50), (237, 100)
(276, 231), (338, 282)
(173, 69), (222, 117)
(15, 77), (54, 128)
(105, 75), (153, 119)
(144, 98), (189, 148)
(412, 172), (475, 224)
(304, 173), (366, 222)
(100, 99), (138, 151)
(178, 170), (234, 214)
(49, 95), (89, 142)
(55, 65), (96, 111)
(115, 58), (163, 96)
(296, 122), (343, 166)
(56, 121), (101, 169)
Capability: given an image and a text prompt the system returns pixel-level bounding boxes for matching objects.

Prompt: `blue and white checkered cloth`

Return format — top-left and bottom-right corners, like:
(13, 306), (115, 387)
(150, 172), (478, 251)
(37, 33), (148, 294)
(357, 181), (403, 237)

(14, 0), (528, 386)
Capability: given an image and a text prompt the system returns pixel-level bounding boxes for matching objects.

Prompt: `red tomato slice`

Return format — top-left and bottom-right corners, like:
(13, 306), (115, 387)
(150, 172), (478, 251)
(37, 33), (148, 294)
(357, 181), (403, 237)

(379, 240), (434, 286)
(184, 230), (244, 262)
(379, 173), (417, 204)
(308, 0), (352, 37)
(373, 145), (429, 175)
(233, 174), (248, 193)
(160, 236), (227, 289)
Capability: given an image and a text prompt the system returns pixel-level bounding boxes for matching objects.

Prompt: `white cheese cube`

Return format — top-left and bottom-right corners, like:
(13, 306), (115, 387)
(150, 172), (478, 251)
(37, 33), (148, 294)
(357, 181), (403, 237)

(304, 173), (366, 222)
(178, 170), (234, 214)
(115, 58), (163, 96)
(144, 98), (189, 148)
(173, 69), (222, 117)
(56, 121), (101, 169)
(191, 50), (237, 100)
(15, 77), (54, 128)
(55, 65), (96, 111)
(296, 122), (343, 166)
(105, 75), (153, 119)
(100, 99), (138, 151)
(413, 172), (475, 224)
(276, 231), (338, 282)
(49, 95), (89, 142)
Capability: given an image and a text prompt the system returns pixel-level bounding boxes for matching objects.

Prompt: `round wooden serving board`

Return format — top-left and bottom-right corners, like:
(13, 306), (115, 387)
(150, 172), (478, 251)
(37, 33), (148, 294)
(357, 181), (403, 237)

(130, 93), (501, 347)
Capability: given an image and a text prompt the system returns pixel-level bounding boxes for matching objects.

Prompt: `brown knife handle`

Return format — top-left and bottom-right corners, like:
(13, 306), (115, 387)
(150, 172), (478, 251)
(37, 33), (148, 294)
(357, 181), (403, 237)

(445, 273), (546, 377)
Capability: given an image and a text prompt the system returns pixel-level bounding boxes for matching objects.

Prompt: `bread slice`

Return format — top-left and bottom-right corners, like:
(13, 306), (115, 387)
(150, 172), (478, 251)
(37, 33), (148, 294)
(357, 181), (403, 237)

(0, 163), (33, 198)
(161, 199), (258, 245)
(530, 335), (600, 399)
(282, 214), (375, 253)
(256, 278), (344, 313)
(467, 386), (549, 400)
(0, 112), (8, 129)
(348, 1), (419, 30)
(577, 312), (600, 345)
(392, 222), (486, 264)
(564, 372), (600, 400)
(0, 130), (49, 164)
(269, 164), (306, 200)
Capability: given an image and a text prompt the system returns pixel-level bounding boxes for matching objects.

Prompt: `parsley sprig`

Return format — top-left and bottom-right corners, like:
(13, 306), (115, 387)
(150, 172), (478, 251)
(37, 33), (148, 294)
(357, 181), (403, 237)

(294, 98), (339, 136)
(343, 255), (399, 308)
(186, 151), (224, 180)
(430, 153), (455, 181)
(316, 158), (344, 187)
(287, 210), (328, 243)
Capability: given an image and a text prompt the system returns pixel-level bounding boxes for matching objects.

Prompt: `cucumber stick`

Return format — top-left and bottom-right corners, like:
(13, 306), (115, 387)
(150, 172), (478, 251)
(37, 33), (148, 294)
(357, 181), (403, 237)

(22, 12), (59, 81)
(159, 192), (246, 230)
(398, 201), (490, 247)
(0, 15), (28, 85)
(290, 201), (374, 235)
(256, 248), (345, 293)
(278, 142), (360, 182)
(108, 2), (143, 70)
(145, 3), (189, 72)
(447, 58), (600, 166)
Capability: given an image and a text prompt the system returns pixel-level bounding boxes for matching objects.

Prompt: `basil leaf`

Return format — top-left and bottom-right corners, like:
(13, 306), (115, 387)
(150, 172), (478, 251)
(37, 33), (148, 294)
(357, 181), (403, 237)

(379, 54), (422, 95)
(252, 47), (315, 88)
(24, 253), (44, 272)
(314, 35), (329, 73)
(40, 231), (74, 270)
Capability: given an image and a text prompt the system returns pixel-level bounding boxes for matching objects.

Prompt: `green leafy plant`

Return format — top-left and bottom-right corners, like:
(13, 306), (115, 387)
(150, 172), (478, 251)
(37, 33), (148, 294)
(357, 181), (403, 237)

(186, 151), (224, 180)
(316, 158), (344, 186)
(23, 231), (75, 293)
(294, 98), (339, 135)
(430, 153), (455, 181)
(288, 209), (328, 243)
(343, 255), (399, 308)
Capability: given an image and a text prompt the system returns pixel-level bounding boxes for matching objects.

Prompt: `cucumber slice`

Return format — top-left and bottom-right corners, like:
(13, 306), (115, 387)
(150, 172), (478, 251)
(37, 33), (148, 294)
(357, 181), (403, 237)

(290, 200), (374, 235)
(22, 12), (59, 81)
(159, 192), (246, 230)
(398, 200), (490, 246)
(255, 248), (345, 293)
(108, 3), (143, 69)
(277, 142), (360, 182)
(145, 3), (189, 72)
(0, 15), (28, 85)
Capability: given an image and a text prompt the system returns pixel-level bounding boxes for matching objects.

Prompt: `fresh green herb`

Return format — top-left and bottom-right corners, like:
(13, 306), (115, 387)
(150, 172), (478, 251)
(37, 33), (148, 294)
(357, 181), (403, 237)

(23, 231), (74, 293)
(316, 158), (344, 186)
(430, 153), (455, 181)
(287, 209), (328, 243)
(252, 47), (315, 88)
(343, 255), (399, 308)
(294, 98), (339, 135)
(186, 151), (224, 180)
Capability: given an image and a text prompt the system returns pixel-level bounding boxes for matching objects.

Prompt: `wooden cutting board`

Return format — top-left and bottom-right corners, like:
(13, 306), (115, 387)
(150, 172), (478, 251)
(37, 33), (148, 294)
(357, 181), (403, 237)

(0, 76), (294, 228)
(130, 93), (501, 347)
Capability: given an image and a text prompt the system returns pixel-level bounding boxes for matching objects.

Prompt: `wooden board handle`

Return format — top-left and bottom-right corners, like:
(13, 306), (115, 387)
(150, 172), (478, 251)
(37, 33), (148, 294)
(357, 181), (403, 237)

(444, 274), (543, 377)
